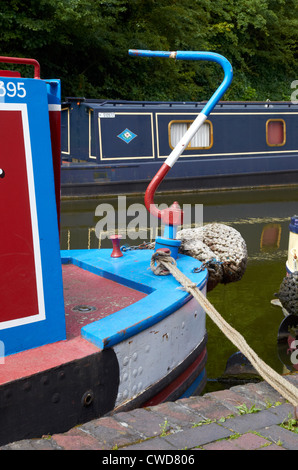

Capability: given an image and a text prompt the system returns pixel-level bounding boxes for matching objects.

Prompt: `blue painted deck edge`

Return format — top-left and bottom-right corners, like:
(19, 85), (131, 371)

(60, 249), (208, 350)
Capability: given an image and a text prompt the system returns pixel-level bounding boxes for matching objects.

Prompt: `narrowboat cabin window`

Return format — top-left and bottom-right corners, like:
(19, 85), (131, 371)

(88, 108), (97, 159)
(169, 120), (213, 150)
(266, 119), (286, 147)
(61, 107), (70, 155)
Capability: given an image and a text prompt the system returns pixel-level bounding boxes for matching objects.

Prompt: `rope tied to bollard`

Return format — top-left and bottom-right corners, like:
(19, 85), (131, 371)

(151, 250), (298, 416)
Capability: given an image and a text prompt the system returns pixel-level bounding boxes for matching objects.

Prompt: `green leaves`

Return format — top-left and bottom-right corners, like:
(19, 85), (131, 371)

(0, 0), (297, 100)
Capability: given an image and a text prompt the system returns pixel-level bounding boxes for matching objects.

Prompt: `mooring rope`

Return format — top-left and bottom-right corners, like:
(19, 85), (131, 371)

(151, 251), (298, 414)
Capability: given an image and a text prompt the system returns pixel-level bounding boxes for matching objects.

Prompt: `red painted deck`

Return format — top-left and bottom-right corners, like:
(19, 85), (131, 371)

(62, 264), (147, 339)
(0, 265), (147, 385)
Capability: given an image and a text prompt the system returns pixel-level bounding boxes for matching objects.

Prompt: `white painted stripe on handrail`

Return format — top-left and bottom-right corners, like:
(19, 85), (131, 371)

(48, 104), (61, 111)
(165, 113), (207, 167)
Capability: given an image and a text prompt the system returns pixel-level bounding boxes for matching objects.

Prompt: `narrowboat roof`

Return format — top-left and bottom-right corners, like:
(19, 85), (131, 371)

(62, 97), (295, 110)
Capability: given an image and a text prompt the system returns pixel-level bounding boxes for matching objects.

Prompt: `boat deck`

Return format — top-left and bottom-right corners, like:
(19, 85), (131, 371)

(63, 264), (147, 339)
(0, 261), (148, 386)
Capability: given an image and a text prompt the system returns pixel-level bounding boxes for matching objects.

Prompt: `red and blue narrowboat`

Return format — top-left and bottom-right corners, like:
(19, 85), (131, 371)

(0, 50), (235, 445)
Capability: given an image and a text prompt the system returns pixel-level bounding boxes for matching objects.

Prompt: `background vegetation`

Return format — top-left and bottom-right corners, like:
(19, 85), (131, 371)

(0, 0), (297, 101)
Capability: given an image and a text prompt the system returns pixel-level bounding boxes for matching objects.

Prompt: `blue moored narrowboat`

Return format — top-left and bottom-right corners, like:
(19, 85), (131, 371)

(61, 84), (298, 196)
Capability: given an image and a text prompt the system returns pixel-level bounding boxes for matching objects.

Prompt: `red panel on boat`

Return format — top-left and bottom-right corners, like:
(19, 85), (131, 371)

(0, 70), (21, 77)
(62, 264), (147, 338)
(0, 110), (39, 323)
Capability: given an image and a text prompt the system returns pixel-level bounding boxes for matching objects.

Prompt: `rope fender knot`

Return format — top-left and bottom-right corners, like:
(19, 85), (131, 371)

(150, 251), (198, 291)
(150, 250), (176, 276)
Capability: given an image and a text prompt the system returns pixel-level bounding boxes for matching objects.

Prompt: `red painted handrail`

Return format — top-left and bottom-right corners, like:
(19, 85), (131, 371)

(0, 56), (40, 79)
(145, 163), (183, 226)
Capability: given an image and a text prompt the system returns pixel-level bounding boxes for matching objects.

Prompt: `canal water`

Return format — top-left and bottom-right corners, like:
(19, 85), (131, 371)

(60, 186), (298, 393)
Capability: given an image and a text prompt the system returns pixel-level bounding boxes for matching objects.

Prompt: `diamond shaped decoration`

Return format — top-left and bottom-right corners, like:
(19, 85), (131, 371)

(117, 128), (137, 144)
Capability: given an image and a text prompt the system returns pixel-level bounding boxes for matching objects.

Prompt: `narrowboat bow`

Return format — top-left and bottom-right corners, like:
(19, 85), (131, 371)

(0, 51), (232, 445)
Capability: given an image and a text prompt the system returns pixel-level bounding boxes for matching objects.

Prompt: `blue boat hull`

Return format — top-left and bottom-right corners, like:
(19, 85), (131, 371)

(61, 160), (298, 197)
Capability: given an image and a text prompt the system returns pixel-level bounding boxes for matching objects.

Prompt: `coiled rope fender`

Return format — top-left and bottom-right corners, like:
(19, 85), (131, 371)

(151, 251), (298, 413)
(176, 224), (248, 292)
(276, 272), (298, 316)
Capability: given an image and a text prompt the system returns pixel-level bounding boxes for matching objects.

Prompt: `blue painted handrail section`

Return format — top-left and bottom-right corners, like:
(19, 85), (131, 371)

(128, 50), (233, 117)
(129, 50), (233, 222)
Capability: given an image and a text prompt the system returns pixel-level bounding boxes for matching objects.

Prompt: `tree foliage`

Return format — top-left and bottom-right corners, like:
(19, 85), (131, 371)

(0, 0), (297, 101)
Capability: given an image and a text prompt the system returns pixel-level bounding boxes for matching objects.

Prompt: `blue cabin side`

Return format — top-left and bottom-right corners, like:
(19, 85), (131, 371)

(61, 99), (298, 163)
(0, 72), (66, 356)
(61, 98), (298, 194)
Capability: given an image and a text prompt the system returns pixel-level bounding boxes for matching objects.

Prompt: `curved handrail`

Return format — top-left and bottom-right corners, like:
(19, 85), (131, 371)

(129, 50), (233, 226)
(0, 56), (40, 79)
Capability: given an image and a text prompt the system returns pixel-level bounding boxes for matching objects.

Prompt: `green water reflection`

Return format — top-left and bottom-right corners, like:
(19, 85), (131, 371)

(60, 186), (298, 390)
